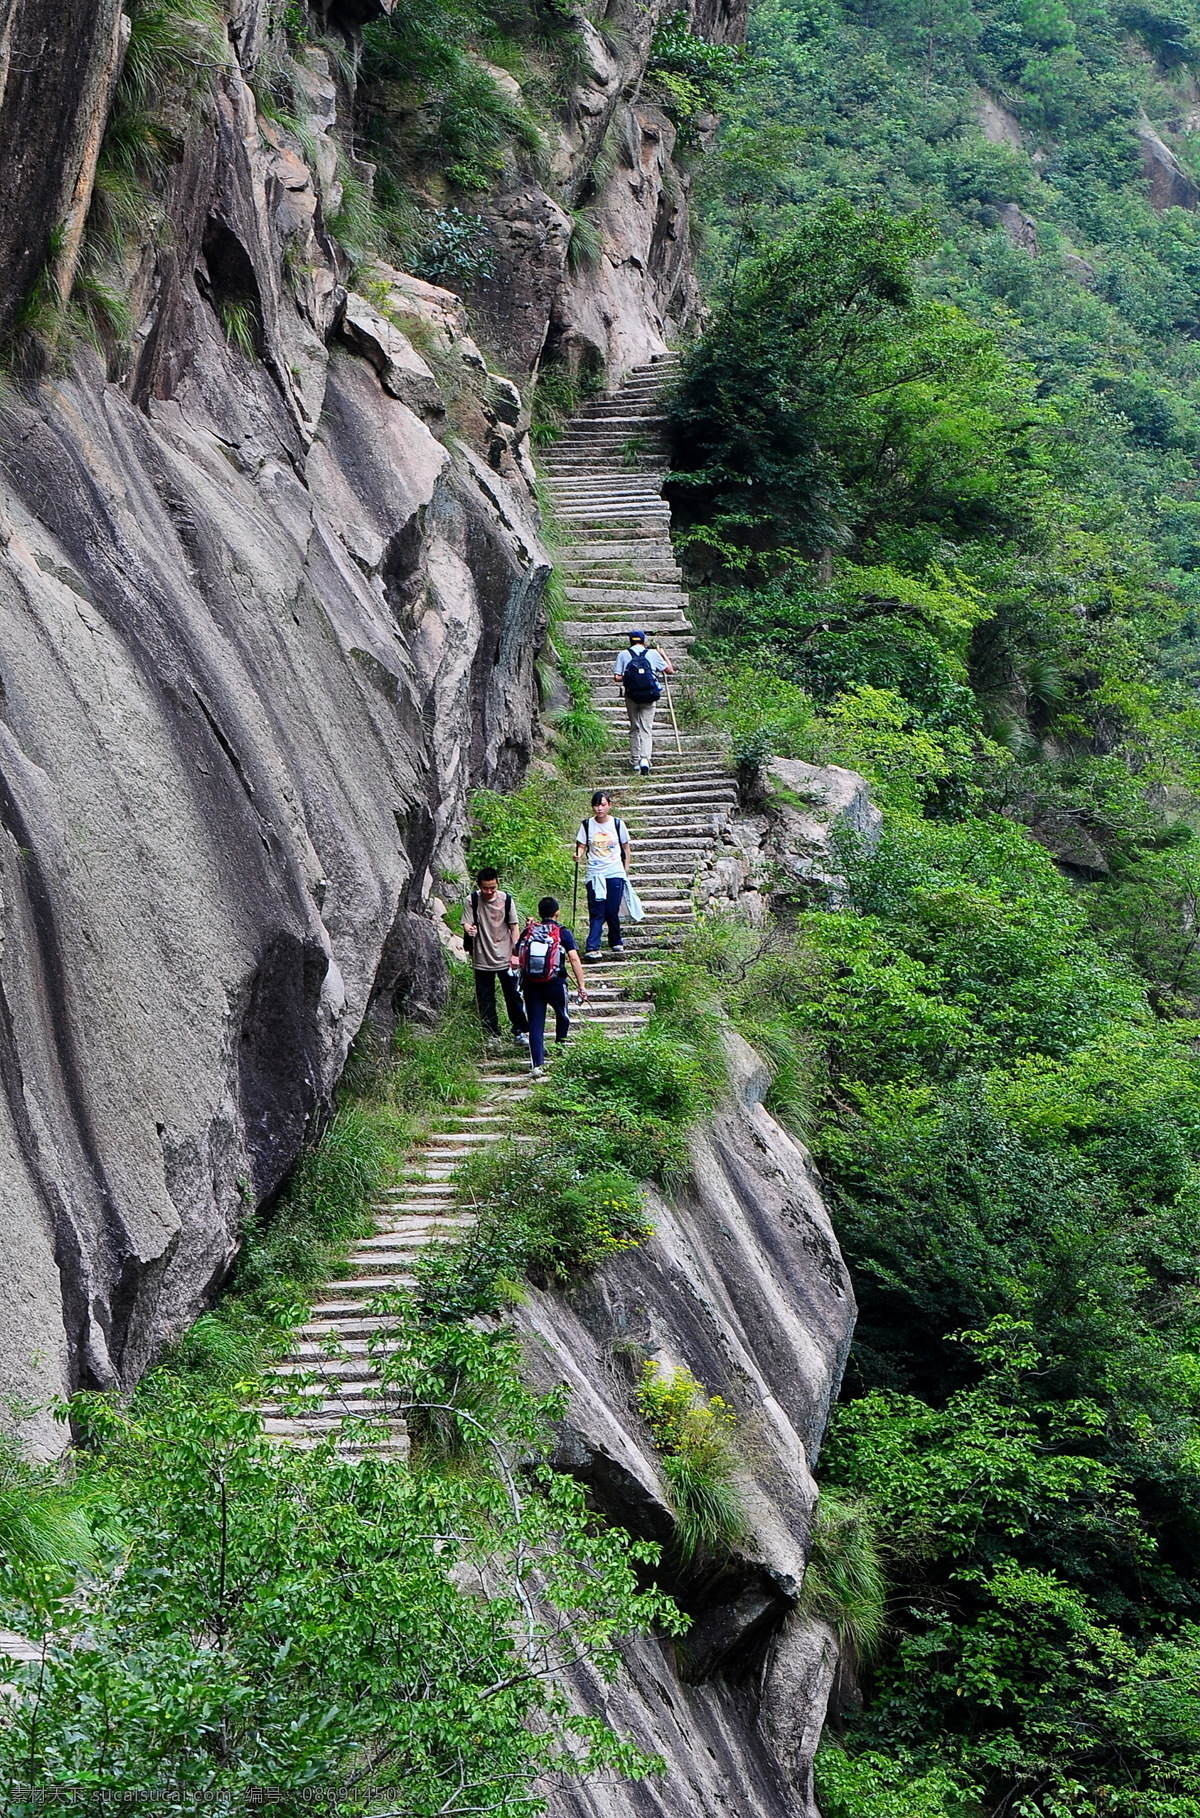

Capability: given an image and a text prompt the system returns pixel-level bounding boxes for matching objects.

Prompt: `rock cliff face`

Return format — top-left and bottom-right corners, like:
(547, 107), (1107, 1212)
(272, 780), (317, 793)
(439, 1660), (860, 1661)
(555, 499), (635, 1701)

(0, 0), (736, 1447)
(519, 1032), (855, 1818)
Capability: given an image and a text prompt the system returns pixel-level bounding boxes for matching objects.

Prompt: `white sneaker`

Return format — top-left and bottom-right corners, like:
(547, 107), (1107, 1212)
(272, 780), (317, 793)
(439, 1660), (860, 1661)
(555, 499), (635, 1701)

(515, 1032), (530, 1048)
(530, 1065), (544, 1079)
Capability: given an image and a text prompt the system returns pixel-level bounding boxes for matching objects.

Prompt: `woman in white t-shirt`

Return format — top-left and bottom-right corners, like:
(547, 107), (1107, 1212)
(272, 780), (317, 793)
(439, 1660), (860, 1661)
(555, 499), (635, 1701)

(575, 791), (631, 959)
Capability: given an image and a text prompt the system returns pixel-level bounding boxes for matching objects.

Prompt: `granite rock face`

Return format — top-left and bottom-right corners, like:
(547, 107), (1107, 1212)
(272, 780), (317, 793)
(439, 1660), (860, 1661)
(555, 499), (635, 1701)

(0, 31), (548, 1451)
(469, 0), (739, 381)
(1139, 121), (1199, 210)
(518, 1033), (856, 1817)
(691, 758), (882, 920)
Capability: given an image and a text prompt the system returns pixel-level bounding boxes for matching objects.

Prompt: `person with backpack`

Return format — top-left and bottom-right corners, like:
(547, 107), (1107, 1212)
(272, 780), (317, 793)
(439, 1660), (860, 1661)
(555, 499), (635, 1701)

(614, 630), (674, 776)
(575, 791), (631, 960)
(462, 868), (530, 1050)
(514, 896), (588, 1077)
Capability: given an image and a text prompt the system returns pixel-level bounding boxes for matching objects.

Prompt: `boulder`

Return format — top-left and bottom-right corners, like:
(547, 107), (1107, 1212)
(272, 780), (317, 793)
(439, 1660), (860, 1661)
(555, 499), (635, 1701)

(1139, 123), (1198, 210)
(997, 201), (1039, 254)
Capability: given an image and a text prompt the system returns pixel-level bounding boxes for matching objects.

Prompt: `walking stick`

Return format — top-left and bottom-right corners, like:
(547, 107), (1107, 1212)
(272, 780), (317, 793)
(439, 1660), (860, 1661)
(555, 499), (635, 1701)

(572, 852), (579, 933)
(665, 676), (683, 755)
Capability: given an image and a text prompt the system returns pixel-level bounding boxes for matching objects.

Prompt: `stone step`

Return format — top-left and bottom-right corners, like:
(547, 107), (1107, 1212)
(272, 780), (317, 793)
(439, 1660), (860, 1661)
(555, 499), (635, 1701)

(553, 422), (669, 438)
(326, 1278), (417, 1298)
(305, 1299), (416, 1321)
(554, 504), (671, 517)
(283, 1335), (420, 1361)
(566, 578), (686, 592)
(271, 1357), (383, 1381)
(370, 1209), (474, 1229)
(547, 473), (666, 487)
(296, 1315), (425, 1339)
(263, 1418), (409, 1455)
(262, 1387), (394, 1415)
(552, 441), (667, 452)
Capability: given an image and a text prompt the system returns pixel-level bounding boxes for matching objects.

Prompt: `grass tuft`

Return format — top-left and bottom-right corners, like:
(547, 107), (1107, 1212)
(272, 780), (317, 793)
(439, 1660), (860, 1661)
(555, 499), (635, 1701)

(797, 1490), (886, 1661)
(637, 1361), (747, 1563)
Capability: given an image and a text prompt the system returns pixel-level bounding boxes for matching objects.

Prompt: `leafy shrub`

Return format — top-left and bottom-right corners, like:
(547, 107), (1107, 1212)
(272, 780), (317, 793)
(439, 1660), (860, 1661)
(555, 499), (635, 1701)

(412, 207), (496, 285)
(417, 1024), (720, 1315)
(467, 775), (582, 903)
(647, 15), (749, 133)
(637, 1361), (746, 1562)
(1, 1365), (679, 1809)
(815, 1747), (978, 1818)
(538, 1022), (717, 1126)
(418, 1140), (650, 1316)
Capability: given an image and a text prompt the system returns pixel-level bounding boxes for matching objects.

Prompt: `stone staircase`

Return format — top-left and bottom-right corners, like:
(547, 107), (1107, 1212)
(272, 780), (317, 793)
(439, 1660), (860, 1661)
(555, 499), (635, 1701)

(261, 352), (737, 1453)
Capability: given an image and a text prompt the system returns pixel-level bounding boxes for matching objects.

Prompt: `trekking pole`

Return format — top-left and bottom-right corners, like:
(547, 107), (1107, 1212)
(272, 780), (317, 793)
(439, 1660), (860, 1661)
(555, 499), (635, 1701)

(665, 676), (683, 755)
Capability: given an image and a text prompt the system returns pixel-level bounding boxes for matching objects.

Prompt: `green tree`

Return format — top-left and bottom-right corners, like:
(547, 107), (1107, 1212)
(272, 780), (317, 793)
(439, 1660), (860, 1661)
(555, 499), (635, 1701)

(0, 1340), (680, 1816)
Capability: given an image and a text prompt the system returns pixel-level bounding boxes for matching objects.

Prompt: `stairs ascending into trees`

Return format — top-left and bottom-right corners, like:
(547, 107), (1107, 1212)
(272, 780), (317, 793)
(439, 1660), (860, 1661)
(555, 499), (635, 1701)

(261, 353), (738, 1454)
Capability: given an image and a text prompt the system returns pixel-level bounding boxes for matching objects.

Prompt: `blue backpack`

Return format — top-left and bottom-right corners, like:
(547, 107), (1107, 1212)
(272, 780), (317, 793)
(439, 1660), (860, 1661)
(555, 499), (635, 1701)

(623, 648), (662, 703)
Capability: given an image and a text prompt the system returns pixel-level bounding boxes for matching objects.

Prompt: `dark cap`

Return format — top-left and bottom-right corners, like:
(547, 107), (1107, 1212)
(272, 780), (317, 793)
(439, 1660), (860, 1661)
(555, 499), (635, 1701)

(628, 630), (647, 643)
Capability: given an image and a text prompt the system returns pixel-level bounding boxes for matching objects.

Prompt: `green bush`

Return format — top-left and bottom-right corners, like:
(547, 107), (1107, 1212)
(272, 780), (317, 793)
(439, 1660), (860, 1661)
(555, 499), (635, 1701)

(467, 775), (583, 904)
(647, 14), (749, 134)
(418, 1139), (649, 1315)
(415, 1023), (721, 1316)
(637, 1361), (747, 1562)
(0, 1360), (679, 1810)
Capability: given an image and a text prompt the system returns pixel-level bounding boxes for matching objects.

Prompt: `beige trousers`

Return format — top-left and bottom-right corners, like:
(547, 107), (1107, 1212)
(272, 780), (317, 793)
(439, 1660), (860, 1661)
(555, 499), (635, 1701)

(626, 698), (657, 767)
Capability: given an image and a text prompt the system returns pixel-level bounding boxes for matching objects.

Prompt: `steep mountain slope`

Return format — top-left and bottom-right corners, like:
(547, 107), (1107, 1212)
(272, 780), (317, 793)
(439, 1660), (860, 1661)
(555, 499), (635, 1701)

(0, 0), (734, 1443)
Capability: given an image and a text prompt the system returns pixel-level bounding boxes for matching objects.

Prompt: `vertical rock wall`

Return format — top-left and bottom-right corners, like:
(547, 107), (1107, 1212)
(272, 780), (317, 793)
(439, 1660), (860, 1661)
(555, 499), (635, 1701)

(470, 0), (745, 381)
(0, 19), (548, 1447)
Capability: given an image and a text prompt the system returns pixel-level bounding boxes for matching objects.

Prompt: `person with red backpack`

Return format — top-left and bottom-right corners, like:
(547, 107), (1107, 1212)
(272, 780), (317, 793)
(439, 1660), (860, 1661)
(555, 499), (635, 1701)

(513, 896), (589, 1077)
(614, 630), (674, 776)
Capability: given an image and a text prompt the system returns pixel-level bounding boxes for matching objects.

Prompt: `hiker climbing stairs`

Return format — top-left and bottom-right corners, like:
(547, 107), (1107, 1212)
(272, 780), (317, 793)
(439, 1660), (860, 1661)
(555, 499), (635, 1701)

(261, 352), (738, 1452)
(541, 353), (736, 973)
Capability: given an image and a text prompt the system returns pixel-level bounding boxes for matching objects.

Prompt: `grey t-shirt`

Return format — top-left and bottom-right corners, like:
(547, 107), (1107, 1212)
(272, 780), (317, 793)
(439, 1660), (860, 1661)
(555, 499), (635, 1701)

(614, 646), (669, 681)
(464, 889), (519, 970)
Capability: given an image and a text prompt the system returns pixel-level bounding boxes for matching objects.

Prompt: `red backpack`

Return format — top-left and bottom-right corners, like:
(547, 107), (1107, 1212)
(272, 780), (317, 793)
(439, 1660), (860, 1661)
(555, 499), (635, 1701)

(518, 920), (563, 982)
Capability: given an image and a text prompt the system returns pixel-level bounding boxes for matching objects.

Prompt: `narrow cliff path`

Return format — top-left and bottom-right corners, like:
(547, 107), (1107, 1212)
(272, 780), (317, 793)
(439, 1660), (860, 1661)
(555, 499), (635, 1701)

(261, 355), (733, 1450)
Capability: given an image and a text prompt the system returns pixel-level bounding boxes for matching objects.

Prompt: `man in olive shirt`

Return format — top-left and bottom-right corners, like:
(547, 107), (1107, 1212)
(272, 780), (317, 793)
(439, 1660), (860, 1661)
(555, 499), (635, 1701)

(462, 867), (530, 1048)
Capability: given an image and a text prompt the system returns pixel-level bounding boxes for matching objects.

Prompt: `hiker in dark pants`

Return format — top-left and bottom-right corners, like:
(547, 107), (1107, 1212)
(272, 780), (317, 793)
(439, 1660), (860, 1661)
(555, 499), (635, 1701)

(515, 896), (589, 1077)
(463, 868), (529, 1050)
(575, 792), (631, 961)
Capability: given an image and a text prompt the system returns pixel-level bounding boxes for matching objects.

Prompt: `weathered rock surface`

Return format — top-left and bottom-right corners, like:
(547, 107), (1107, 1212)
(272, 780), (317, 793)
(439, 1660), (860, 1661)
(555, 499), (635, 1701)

(1139, 120), (1199, 209)
(0, 27), (549, 1450)
(469, 0), (727, 381)
(997, 200), (1039, 254)
(976, 89), (1024, 148)
(518, 1032), (855, 1816)
(0, 0), (125, 341)
(692, 759), (882, 915)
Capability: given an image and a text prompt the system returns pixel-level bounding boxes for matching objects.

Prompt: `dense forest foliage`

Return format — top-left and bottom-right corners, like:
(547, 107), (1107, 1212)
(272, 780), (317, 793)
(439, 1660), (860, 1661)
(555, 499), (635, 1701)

(669, 0), (1200, 1808)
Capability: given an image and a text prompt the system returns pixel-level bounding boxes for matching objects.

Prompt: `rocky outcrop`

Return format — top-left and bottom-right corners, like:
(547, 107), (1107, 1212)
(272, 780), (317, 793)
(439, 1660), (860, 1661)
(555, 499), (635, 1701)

(1139, 120), (1199, 209)
(470, 0), (730, 381)
(693, 759), (882, 916)
(976, 90), (1024, 149)
(997, 201), (1039, 254)
(0, 0), (126, 341)
(517, 1032), (855, 1817)
(0, 25), (549, 1450)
